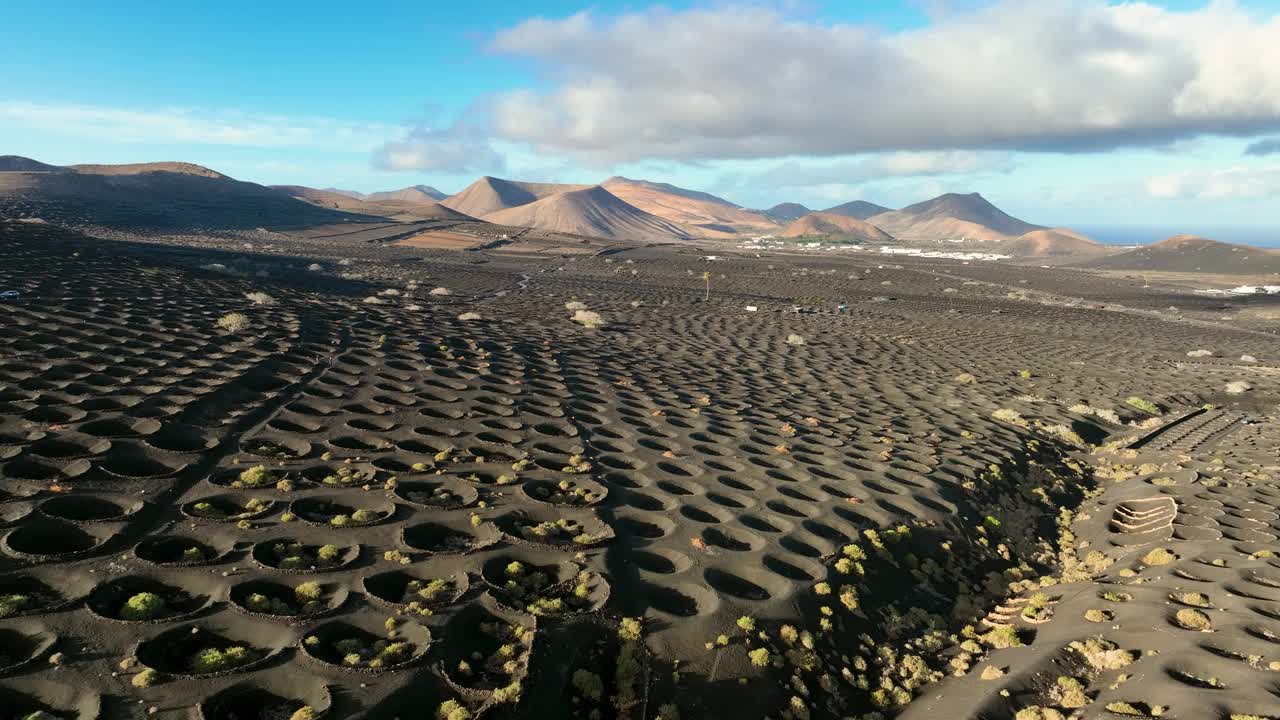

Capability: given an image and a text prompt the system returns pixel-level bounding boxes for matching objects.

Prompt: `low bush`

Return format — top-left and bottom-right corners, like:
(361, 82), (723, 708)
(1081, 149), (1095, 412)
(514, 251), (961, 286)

(189, 645), (258, 673)
(1125, 396), (1160, 414)
(572, 310), (605, 328)
(120, 592), (167, 621)
(216, 313), (250, 333)
(0, 593), (30, 618)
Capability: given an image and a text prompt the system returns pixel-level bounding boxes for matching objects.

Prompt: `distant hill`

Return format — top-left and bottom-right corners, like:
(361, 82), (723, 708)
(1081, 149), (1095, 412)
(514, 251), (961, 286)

(998, 228), (1111, 257)
(442, 176), (590, 217)
(822, 200), (892, 220)
(603, 176), (741, 207)
(763, 203), (812, 222)
(778, 212), (895, 243)
(366, 185), (448, 203)
(322, 187), (365, 199)
(600, 176), (776, 235)
(482, 186), (691, 242)
(867, 193), (1042, 242)
(68, 161), (230, 178)
(0, 157), (372, 230)
(1076, 234), (1280, 274)
(273, 185), (473, 221)
(0, 155), (70, 173)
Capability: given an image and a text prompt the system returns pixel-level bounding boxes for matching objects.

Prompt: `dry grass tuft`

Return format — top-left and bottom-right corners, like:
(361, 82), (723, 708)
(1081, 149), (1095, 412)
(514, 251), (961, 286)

(216, 312), (250, 332)
(572, 310), (605, 329)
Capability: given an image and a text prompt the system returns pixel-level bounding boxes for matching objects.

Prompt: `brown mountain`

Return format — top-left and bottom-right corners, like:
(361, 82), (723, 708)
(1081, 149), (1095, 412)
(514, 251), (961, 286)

(365, 185), (448, 203)
(1077, 234), (1280, 274)
(997, 228), (1111, 257)
(273, 185), (473, 221)
(600, 176), (776, 235)
(482, 186), (692, 241)
(867, 193), (1042, 242)
(68, 161), (229, 178)
(322, 187), (365, 199)
(763, 202), (812, 222)
(0, 158), (370, 230)
(442, 176), (590, 218)
(822, 200), (892, 220)
(778, 212), (895, 242)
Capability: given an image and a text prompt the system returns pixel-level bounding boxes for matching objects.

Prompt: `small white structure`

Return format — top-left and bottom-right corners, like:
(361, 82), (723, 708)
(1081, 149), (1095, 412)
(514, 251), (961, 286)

(745, 305), (758, 312)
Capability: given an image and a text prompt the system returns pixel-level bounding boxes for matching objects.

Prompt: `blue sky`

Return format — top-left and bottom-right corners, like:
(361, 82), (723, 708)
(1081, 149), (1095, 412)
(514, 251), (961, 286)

(5, 1), (1280, 244)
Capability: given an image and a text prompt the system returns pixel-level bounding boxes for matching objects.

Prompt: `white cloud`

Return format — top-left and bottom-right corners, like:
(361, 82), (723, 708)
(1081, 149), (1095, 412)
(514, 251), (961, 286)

(372, 124), (506, 174)
(1147, 165), (1280, 199)
(487, 1), (1280, 163)
(747, 151), (1015, 188)
(0, 101), (394, 151)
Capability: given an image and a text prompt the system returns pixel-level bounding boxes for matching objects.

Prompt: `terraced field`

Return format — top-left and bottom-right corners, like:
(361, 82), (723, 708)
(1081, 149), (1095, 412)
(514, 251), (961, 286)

(1, 221), (1278, 719)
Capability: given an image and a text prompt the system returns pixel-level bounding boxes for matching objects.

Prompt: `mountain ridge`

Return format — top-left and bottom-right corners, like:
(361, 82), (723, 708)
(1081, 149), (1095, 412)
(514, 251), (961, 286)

(778, 212), (895, 242)
(482, 185), (692, 241)
(867, 192), (1043, 242)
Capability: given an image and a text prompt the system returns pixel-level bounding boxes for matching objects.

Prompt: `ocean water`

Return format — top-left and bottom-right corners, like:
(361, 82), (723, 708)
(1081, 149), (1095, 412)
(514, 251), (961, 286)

(1075, 226), (1280, 248)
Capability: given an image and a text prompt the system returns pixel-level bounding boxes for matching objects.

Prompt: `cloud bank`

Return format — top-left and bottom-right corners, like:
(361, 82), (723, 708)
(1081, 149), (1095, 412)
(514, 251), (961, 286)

(483, 1), (1280, 163)
(0, 101), (393, 151)
(371, 123), (506, 174)
(745, 151), (1016, 188)
(1147, 164), (1280, 199)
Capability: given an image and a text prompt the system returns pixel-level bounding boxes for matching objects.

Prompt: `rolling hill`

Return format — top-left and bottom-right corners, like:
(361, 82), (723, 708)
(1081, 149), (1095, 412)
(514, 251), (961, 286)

(763, 203), (812, 222)
(273, 185), (473, 221)
(778, 212), (895, 242)
(442, 176), (590, 218)
(600, 176), (777, 235)
(0, 157), (369, 230)
(866, 193), (1042, 242)
(365, 185), (448, 203)
(321, 187), (365, 199)
(0, 155), (71, 173)
(997, 228), (1111, 257)
(482, 186), (692, 242)
(1076, 235), (1280, 274)
(822, 200), (892, 220)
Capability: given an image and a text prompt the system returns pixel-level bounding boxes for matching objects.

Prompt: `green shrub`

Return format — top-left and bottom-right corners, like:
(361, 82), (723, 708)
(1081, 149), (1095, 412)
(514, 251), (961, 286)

(1125, 396), (1160, 414)
(0, 593), (30, 618)
(189, 646), (257, 673)
(571, 669), (603, 701)
(233, 465), (274, 488)
(245, 593), (293, 615)
(326, 636), (415, 669)
(436, 700), (471, 720)
(131, 667), (159, 688)
(295, 582), (322, 603)
(120, 592), (166, 621)
(619, 617), (643, 641)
